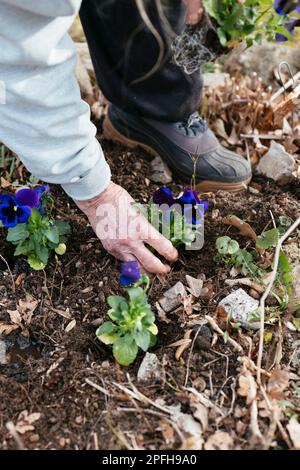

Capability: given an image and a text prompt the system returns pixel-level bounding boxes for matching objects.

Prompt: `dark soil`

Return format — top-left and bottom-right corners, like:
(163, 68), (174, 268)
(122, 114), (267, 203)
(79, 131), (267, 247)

(0, 137), (300, 450)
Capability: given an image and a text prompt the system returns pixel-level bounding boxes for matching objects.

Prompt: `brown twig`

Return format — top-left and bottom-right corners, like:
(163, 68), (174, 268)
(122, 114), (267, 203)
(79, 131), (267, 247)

(0, 253), (15, 293)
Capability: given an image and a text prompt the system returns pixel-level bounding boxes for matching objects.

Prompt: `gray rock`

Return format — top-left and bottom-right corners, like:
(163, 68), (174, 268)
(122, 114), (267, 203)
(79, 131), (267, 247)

(148, 156), (172, 184)
(137, 353), (161, 383)
(203, 72), (230, 89)
(218, 288), (260, 330)
(159, 282), (187, 312)
(256, 141), (295, 183)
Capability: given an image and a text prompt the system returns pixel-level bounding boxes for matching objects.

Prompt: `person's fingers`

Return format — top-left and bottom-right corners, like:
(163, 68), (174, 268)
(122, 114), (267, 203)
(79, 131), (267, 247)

(184, 0), (203, 25)
(147, 224), (178, 262)
(132, 243), (171, 274)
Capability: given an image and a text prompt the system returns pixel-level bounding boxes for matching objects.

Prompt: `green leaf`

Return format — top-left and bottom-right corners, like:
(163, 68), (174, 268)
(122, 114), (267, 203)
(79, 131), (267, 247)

(27, 254), (46, 271)
(97, 332), (118, 345)
(127, 286), (145, 302)
(14, 239), (34, 256)
(29, 208), (42, 224)
(223, 331), (229, 344)
(135, 329), (150, 352)
(97, 321), (116, 335)
(45, 226), (59, 244)
(113, 337), (138, 366)
(35, 244), (49, 265)
(55, 220), (71, 236)
(107, 296), (126, 310)
(216, 236), (239, 255)
(148, 324), (158, 336)
(7, 224), (29, 242)
(55, 243), (66, 255)
(149, 332), (157, 348)
(256, 228), (279, 250)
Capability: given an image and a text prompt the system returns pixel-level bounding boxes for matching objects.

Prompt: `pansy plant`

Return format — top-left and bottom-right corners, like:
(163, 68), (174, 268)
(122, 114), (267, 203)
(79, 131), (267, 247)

(139, 186), (208, 249)
(96, 261), (158, 366)
(0, 185), (70, 270)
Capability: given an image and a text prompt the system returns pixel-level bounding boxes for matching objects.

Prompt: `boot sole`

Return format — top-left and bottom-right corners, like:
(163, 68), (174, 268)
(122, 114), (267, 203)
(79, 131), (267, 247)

(103, 115), (251, 193)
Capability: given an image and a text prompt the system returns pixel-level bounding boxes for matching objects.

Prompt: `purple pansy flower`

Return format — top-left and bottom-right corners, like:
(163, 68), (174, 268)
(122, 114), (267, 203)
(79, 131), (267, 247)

(176, 188), (208, 226)
(0, 193), (31, 228)
(274, 0), (300, 16)
(34, 185), (50, 214)
(15, 188), (39, 208)
(119, 260), (141, 286)
(153, 187), (175, 206)
(152, 186), (208, 226)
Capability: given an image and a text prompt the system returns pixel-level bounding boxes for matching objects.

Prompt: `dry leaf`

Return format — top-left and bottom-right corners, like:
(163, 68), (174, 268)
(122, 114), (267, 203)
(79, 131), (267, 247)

(222, 214), (257, 240)
(8, 310), (22, 326)
(155, 302), (170, 324)
(204, 431), (234, 450)
(15, 273), (26, 287)
(0, 322), (19, 335)
(159, 420), (175, 445)
(65, 319), (76, 332)
(15, 410), (41, 434)
(267, 368), (289, 400)
(175, 329), (192, 361)
(287, 419), (300, 450)
(185, 275), (204, 298)
(238, 371), (257, 404)
(192, 402), (208, 433)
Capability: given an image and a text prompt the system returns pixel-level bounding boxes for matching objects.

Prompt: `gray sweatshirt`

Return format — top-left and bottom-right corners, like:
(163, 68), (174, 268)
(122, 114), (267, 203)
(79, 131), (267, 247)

(0, 0), (111, 200)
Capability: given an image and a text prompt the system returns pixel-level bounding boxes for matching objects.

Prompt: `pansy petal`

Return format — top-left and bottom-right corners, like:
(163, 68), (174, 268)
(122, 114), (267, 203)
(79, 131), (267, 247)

(153, 187), (175, 206)
(17, 205), (31, 223)
(2, 213), (18, 228)
(16, 188), (39, 208)
(120, 260), (141, 282)
(119, 275), (135, 286)
(0, 194), (16, 206)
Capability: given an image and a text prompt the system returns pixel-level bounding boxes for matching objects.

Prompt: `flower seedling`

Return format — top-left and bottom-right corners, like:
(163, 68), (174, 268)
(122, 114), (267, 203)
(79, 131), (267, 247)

(96, 261), (158, 366)
(139, 187), (208, 248)
(0, 186), (70, 270)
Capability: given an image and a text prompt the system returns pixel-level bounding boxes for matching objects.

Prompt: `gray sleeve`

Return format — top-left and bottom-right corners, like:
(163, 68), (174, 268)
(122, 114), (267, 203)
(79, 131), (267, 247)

(0, 0), (111, 201)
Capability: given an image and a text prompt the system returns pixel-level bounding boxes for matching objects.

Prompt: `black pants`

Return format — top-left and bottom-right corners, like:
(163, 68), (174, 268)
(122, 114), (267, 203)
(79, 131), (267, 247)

(79, 0), (203, 122)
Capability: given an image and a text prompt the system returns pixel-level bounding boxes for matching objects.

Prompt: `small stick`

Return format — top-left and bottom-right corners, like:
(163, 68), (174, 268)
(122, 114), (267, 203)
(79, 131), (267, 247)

(0, 253), (15, 293)
(257, 216), (300, 384)
(85, 378), (110, 397)
(205, 315), (243, 353)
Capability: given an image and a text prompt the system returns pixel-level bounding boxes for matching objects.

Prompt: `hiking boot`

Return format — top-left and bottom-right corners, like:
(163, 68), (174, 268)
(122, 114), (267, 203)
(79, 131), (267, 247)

(103, 104), (252, 192)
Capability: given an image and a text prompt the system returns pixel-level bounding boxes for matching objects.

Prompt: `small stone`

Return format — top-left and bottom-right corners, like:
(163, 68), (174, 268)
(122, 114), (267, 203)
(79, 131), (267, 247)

(256, 141), (295, 183)
(75, 416), (83, 424)
(29, 434), (39, 443)
(218, 288), (260, 330)
(186, 275), (204, 298)
(159, 282), (187, 312)
(137, 353), (161, 383)
(148, 156), (172, 184)
(194, 326), (212, 351)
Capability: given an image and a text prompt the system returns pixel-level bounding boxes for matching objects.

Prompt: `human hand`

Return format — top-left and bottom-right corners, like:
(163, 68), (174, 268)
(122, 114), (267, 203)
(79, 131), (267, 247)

(74, 182), (178, 274)
(183, 0), (204, 25)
